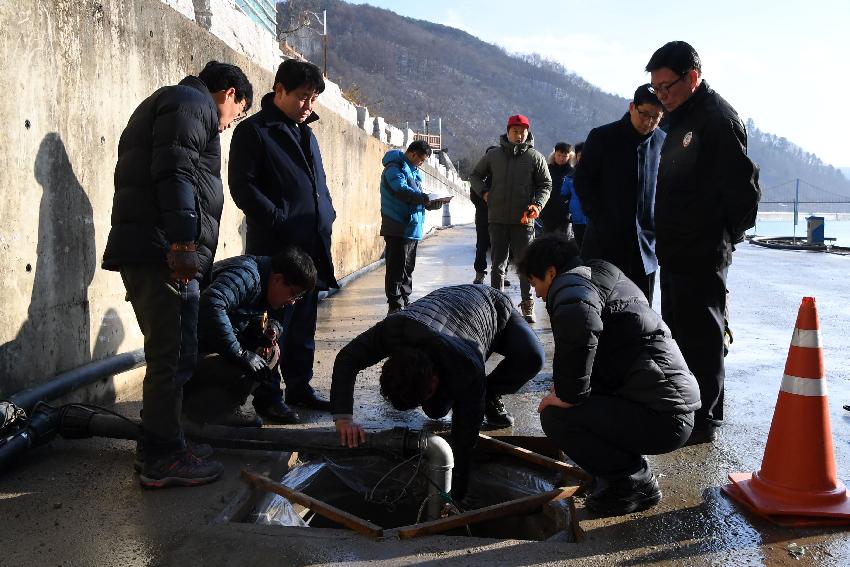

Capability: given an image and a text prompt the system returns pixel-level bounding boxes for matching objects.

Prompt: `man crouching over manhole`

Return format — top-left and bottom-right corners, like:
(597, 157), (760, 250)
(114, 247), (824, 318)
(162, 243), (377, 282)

(330, 284), (544, 502)
(518, 234), (700, 515)
(182, 246), (316, 427)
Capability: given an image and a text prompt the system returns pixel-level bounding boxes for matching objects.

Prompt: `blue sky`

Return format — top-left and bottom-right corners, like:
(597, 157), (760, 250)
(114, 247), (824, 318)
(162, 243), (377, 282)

(348, 1), (850, 168)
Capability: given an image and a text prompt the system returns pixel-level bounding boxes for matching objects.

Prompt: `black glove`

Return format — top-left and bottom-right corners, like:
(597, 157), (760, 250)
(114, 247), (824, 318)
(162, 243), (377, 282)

(237, 349), (270, 382)
(166, 242), (200, 282)
(261, 319), (284, 348)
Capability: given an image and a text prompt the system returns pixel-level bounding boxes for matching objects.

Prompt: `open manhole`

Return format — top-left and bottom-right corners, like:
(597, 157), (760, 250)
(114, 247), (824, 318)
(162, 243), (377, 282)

(243, 451), (576, 542)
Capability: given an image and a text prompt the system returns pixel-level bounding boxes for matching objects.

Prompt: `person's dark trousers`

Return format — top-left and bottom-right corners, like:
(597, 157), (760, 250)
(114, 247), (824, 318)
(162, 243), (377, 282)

(540, 395), (694, 482)
(264, 289), (321, 401)
(626, 270), (656, 306)
(660, 266), (728, 428)
(573, 224), (586, 249)
(473, 201), (490, 274)
(384, 236), (418, 308)
(422, 312), (543, 419)
(120, 264), (199, 457)
(183, 353), (256, 423)
(489, 223), (534, 301)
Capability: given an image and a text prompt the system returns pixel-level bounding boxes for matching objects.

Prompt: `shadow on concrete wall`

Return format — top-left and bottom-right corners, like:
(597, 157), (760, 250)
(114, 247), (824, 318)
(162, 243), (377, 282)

(0, 133), (124, 401)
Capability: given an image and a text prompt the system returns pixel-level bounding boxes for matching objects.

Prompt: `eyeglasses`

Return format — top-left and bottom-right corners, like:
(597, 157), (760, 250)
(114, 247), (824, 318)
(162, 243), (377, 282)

(233, 105), (248, 123)
(287, 285), (308, 302)
(635, 107), (663, 123)
(649, 74), (686, 96)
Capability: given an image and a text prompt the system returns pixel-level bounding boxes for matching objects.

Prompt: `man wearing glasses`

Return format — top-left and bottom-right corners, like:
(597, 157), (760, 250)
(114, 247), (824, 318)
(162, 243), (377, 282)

(103, 61), (253, 487)
(573, 84), (666, 304)
(645, 41), (760, 445)
(183, 247), (317, 427)
(229, 59), (338, 422)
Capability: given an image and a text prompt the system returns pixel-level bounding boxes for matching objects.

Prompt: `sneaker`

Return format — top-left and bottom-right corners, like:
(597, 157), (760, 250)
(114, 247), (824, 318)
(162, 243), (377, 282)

(484, 396), (514, 428)
(585, 475), (662, 516)
(387, 304), (403, 316)
(213, 407), (263, 428)
(254, 400), (300, 424)
(139, 448), (223, 488)
(473, 272), (486, 284)
(504, 279), (512, 287)
(134, 442), (214, 473)
(519, 299), (535, 323)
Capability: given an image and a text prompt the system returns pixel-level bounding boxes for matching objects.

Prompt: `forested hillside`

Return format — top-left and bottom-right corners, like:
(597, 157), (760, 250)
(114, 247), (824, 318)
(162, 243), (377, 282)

(282, 0), (850, 209)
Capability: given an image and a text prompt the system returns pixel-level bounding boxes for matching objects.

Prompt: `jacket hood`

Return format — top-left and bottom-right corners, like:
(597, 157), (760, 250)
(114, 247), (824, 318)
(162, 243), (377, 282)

(259, 92), (320, 125)
(499, 131), (535, 154)
(382, 148), (408, 167)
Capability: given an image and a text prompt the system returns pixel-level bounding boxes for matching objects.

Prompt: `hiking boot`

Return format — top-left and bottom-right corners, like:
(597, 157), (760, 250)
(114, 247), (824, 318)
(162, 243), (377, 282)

(519, 299), (535, 323)
(484, 396), (514, 428)
(473, 271), (486, 284)
(139, 448), (223, 488)
(134, 442), (214, 473)
(586, 475), (662, 516)
(387, 303), (403, 316)
(254, 400), (300, 424)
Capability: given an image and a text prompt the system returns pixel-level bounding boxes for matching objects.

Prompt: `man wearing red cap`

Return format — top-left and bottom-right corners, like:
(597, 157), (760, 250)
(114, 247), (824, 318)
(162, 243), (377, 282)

(469, 114), (551, 324)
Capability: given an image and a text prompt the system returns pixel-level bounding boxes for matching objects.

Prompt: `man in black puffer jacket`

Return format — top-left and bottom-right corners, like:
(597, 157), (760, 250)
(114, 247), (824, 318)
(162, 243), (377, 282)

(646, 41), (760, 445)
(518, 234), (700, 515)
(329, 285), (544, 502)
(183, 247), (316, 427)
(102, 61), (253, 488)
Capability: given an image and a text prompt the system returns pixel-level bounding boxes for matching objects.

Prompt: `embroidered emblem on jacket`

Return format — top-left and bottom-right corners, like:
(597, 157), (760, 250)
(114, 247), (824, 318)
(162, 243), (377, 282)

(683, 131), (693, 148)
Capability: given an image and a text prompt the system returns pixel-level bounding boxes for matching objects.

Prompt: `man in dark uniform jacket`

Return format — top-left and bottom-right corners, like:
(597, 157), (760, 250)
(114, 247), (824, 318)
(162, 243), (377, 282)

(229, 59), (337, 420)
(574, 84), (665, 303)
(519, 234), (700, 515)
(102, 61), (253, 487)
(329, 285), (544, 502)
(646, 41), (760, 445)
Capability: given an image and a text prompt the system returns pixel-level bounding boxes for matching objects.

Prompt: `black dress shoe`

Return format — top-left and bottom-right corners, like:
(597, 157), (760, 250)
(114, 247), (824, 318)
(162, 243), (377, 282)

(254, 400), (300, 424)
(586, 475), (662, 516)
(684, 424), (718, 446)
(286, 390), (332, 412)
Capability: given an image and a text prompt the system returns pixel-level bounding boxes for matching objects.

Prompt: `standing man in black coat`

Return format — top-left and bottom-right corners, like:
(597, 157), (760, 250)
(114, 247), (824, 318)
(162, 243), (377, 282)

(539, 142), (574, 235)
(645, 41), (760, 444)
(102, 61), (253, 487)
(573, 84), (665, 303)
(229, 59), (337, 420)
(330, 285), (544, 502)
(519, 235), (700, 515)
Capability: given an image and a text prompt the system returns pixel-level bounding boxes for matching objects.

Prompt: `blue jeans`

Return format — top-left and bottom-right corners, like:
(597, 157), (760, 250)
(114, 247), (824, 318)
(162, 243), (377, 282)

(121, 265), (199, 456)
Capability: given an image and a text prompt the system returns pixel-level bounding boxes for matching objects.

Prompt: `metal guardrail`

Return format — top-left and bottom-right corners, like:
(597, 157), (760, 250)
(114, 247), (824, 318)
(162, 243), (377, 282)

(413, 133), (442, 151)
(235, 0), (276, 35)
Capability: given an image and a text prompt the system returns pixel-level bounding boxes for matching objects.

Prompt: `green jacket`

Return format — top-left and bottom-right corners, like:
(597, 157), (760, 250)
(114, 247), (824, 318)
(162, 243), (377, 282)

(469, 132), (552, 224)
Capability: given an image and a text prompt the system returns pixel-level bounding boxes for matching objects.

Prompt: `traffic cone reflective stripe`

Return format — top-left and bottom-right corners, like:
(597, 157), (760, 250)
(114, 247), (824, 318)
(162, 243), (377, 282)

(723, 296), (850, 525)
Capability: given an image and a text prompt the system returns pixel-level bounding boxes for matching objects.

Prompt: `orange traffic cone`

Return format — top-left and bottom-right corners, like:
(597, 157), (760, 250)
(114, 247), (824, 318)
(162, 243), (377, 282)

(723, 297), (850, 526)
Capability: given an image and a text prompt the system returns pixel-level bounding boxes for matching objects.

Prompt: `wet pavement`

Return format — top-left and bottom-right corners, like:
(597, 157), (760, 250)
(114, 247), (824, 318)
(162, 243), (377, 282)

(2, 224), (849, 565)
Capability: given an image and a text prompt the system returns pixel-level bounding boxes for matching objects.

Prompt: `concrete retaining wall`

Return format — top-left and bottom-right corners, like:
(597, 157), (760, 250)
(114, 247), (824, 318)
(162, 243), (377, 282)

(0, 0), (469, 399)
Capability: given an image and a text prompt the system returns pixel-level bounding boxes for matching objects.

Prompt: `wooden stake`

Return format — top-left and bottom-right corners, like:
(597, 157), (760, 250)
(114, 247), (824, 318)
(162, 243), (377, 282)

(240, 470), (384, 539)
(477, 433), (592, 483)
(396, 486), (580, 539)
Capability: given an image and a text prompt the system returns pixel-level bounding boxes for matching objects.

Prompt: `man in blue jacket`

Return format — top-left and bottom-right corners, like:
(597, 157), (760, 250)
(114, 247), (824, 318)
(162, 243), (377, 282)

(183, 246), (316, 427)
(380, 140), (443, 314)
(229, 59), (337, 418)
(573, 84), (665, 303)
(103, 61), (253, 487)
(519, 234), (699, 515)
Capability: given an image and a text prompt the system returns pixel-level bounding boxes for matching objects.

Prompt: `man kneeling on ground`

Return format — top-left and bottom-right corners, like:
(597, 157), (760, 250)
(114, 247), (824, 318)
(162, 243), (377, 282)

(518, 234), (700, 515)
(330, 284), (544, 502)
(183, 246), (317, 426)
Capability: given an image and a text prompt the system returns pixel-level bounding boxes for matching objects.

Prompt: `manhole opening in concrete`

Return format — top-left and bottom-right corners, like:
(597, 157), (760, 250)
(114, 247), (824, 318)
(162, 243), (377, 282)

(246, 453), (572, 541)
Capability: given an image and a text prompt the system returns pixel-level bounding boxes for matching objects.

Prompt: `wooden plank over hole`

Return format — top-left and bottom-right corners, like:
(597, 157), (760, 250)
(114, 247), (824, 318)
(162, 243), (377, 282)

(478, 433), (592, 483)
